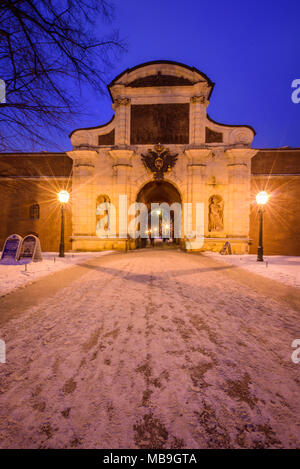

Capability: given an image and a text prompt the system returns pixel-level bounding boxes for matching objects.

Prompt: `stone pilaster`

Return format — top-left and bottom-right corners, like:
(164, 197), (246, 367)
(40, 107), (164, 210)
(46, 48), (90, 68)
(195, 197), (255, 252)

(112, 98), (131, 146)
(189, 96), (209, 145)
(67, 150), (98, 236)
(109, 149), (134, 237)
(184, 149), (210, 238)
(225, 149), (258, 237)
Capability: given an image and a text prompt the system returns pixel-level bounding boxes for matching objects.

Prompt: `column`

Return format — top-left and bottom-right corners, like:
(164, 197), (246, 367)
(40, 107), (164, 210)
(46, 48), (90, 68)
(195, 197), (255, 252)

(112, 98), (131, 146)
(67, 150), (98, 236)
(189, 96), (209, 145)
(226, 149), (257, 237)
(109, 149), (134, 239)
(184, 149), (210, 245)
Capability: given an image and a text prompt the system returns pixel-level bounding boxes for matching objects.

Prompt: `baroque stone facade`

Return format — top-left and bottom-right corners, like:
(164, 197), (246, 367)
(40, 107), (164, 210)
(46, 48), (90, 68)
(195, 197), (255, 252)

(1, 61), (300, 254)
(68, 61), (257, 253)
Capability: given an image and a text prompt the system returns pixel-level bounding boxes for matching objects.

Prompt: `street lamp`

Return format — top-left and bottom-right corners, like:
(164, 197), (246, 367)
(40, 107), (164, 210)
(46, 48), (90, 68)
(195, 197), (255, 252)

(256, 191), (269, 262)
(58, 190), (70, 257)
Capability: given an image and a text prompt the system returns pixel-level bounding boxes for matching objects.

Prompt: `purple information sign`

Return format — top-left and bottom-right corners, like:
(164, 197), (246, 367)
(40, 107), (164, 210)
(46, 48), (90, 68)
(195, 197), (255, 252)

(0, 234), (23, 265)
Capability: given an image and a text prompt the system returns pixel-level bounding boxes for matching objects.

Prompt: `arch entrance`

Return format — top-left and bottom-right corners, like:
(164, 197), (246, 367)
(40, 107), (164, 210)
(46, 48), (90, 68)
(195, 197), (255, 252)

(136, 181), (182, 248)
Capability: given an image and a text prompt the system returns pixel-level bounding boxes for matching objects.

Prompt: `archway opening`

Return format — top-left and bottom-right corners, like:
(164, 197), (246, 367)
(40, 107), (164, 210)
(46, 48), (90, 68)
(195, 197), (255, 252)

(136, 181), (182, 248)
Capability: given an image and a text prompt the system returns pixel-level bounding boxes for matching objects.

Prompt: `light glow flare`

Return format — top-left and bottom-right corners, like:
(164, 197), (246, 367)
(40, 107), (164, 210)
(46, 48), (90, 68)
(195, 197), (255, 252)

(58, 190), (70, 204)
(256, 191), (269, 205)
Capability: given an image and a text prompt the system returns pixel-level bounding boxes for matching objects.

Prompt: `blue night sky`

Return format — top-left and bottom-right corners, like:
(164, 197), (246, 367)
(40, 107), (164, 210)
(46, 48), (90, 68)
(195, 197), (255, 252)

(53, 0), (300, 150)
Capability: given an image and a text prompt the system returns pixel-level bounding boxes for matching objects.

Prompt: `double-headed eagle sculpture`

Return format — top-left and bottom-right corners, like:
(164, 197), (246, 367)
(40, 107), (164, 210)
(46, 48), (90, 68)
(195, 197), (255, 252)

(141, 143), (178, 181)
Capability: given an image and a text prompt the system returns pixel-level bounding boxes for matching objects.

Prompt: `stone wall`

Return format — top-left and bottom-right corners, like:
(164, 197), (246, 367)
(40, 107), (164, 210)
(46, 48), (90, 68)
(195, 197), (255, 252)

(249, 150), (300, 255)
(0, 153), (73, 253)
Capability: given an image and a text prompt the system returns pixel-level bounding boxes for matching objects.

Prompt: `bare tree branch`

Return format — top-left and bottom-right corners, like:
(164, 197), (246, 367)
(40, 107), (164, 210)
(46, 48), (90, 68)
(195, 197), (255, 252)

(0, 0), (125, 151)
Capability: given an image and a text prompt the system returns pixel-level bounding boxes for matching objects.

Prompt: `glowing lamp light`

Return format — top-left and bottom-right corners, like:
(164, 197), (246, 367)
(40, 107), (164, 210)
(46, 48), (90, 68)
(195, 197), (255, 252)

(256, 191), (269, 205)
(58, 190), (69, 257)
(256, 191), (269, 262)
(58, 190), (70, 204)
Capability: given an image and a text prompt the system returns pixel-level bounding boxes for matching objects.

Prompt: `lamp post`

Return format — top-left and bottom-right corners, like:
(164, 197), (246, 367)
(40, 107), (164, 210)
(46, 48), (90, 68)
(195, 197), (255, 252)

(256, 191), (269, 262)
(58, 190), (70, 257)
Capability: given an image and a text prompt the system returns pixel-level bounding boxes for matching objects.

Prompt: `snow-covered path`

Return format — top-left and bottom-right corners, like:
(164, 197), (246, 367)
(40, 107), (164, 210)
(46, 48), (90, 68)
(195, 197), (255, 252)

(0, 250), (299, 449)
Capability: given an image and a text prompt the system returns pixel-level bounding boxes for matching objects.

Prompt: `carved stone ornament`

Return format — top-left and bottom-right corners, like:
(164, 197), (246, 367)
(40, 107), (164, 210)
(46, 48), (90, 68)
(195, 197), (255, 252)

(190, 95), (209, 106)
(113, 97), (131, 108)
(141, 143), (178, 181)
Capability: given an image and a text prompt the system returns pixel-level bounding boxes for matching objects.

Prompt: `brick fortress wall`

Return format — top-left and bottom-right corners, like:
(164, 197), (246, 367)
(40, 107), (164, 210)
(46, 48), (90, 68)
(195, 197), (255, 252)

(250, 149), (300, 255)
(0, 153), (73, 252)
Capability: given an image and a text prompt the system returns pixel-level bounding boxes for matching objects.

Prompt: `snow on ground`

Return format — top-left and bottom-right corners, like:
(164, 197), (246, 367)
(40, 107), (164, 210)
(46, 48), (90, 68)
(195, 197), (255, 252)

(0, 250), (299, 449)
(0, 252), (113, 297)
(202, 253), (300, 289)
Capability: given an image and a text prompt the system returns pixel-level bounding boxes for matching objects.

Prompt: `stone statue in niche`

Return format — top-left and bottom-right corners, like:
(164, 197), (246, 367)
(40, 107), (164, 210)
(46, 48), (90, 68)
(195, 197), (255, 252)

(96, 195), (110, 234)
(208, 195), (224, 232)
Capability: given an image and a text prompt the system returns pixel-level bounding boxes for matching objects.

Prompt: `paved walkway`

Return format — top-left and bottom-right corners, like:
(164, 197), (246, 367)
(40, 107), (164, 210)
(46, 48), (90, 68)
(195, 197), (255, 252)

(0, 250), (299, 448)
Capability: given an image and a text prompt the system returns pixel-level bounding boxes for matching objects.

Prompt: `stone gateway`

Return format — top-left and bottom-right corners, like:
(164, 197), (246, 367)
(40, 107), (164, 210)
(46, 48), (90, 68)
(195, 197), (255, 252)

(0, 61), (300, 255)
(68, 60), (256, 253)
